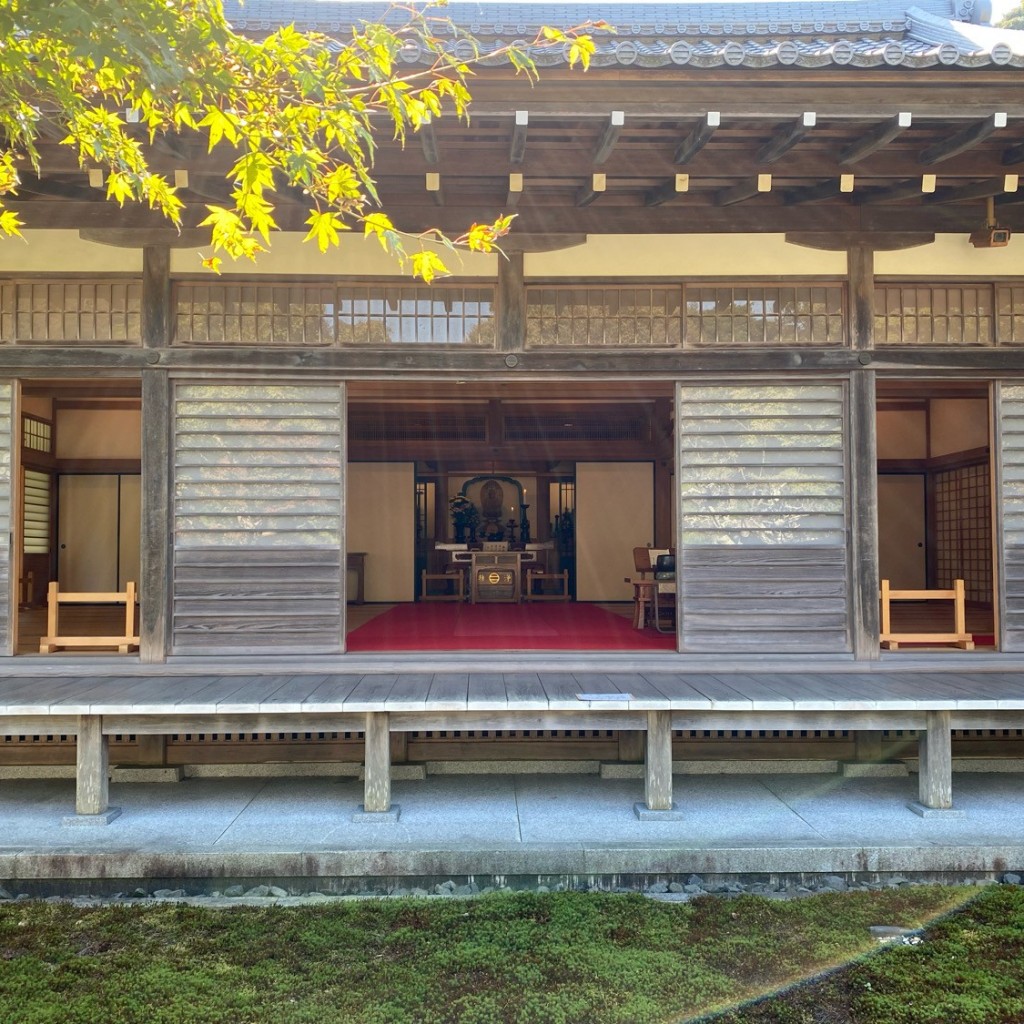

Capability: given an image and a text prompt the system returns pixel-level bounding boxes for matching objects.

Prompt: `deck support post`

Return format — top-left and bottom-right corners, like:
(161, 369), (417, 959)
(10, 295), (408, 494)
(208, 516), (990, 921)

(355, 711), (400, 821)
(635, 710), (681, 818)
(64, 716), (121, 825)
(909, 710), (962, 816)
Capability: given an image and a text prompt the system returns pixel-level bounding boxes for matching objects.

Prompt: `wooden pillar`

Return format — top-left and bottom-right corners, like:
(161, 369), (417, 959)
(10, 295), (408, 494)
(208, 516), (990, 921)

(535, 476), (551, 542)
(390, 732), (409, 764)
(140, 369), (171, 663)
(363, 711), (392, 812)
(644, 710), (673, 811)
(496, 251), (526, 353)
(848, 245), (880, 661)
(653, 397), (674, 549)
(142, 246), (172, 348)
(135, 734), (167, 765)
(916, 710), (954, 810)
(850, 369), (880, 661)
(73, 715), (119, 822)
(618, 730), (645, 763)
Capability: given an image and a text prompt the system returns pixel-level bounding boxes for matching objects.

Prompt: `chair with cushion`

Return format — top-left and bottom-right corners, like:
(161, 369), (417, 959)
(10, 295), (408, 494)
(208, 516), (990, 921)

(652, 553), (676, 633)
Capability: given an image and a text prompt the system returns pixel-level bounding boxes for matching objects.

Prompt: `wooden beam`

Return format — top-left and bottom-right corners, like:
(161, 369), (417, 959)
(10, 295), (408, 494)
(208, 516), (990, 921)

(510, 110), (529, 165)
(849, 365), (880, 662)
(919, 112), (1007, 165)
(576, 172), (606, 208)
(715, 174), (771, 206)
(757, 112), (816, 165)
(420, 118), (439, 165)
(593, 110), (624, 165)
(644, 173), (689, 208)
(80, 227), (210, 248)
(674, 111), (720, 164)
(839, 112), (912, 166)
(925, 177), (1017, 205)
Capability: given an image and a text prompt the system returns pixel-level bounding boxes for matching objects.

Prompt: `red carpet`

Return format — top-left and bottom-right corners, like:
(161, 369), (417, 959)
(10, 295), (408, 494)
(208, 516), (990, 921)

(346, 603), (676, 652)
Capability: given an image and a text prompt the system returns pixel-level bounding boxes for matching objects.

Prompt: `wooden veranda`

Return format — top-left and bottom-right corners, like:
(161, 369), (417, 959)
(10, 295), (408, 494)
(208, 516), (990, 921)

(4, 659), (1024, 823)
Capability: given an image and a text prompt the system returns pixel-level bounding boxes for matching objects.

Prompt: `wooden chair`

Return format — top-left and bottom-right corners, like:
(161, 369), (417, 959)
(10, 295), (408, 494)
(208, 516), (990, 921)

(420, 568), (465, 602)
(39, 580), (139, 653)
(524, 567), (570, 601)
(879, 578), (974, 650)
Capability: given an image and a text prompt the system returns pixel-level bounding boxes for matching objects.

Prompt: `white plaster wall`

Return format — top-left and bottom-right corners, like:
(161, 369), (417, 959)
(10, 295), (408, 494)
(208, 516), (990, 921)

(347, 462), (415, 602)
(575, 462), (653, 602)
(0, 231), (142, 272)
(930, 398), (990, 457)
(875, 234), (1024, 276)
(877, 409), (928, 460)
(526, 234), (846, 277)
(55, 408), (141, 459)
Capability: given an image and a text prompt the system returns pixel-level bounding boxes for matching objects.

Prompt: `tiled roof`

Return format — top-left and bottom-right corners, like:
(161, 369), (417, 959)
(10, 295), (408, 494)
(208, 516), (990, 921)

(221, 1), (1024, 69)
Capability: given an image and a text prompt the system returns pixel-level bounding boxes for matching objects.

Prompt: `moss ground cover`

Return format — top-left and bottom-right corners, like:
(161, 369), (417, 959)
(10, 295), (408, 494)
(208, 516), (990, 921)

(0, 885), (1018, 1024)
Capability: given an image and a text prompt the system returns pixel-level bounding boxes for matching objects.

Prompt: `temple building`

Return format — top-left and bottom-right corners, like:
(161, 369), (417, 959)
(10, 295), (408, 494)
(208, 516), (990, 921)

(3, 1), (1024, 816)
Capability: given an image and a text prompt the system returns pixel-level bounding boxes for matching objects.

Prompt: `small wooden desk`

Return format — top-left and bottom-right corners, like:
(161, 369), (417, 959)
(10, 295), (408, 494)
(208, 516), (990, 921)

(631, 578), (676, 631)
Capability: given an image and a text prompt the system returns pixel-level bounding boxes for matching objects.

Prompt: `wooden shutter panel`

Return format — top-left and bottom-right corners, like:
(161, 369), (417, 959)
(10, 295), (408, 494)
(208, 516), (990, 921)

(171, 381), (344, 655)
(677, 382), (850, 653)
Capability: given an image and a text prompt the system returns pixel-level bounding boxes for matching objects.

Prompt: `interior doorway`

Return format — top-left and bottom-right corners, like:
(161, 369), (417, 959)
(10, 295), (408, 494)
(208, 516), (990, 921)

(876, 381), (994, 648)
(17, 380), (142, 654)
(344, 380), (675, 652)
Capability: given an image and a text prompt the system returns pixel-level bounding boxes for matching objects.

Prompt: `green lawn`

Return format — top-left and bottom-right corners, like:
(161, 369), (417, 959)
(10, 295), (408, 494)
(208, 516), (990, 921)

(0, 885), (1021, 1024)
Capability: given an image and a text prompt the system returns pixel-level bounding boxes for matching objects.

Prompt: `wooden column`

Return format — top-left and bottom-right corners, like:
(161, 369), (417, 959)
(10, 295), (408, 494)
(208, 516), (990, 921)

(496, 251), (526, 353)
(140, 369), (171, 663)
(847, 244), (874, 352)
(618, 730), (645, 763)
(71, 715), (120, 823)
(914, 709), (954, 811)
(142, 246), (171, 348)
(850, 369), (880, 661)
(534, 477), (551, 542)
(644, 710), (673, 811)
(848, 244), (880, 661)
(654, 397), (674, 549)
(363, 711), (392, 813)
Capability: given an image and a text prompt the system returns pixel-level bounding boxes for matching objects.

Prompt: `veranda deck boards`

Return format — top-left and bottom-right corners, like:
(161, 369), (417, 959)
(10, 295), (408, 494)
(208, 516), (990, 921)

(4, 670), (1024, 717)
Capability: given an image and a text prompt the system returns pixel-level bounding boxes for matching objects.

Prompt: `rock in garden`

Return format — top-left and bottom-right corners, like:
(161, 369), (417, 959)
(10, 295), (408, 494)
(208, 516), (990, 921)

(647, 881), (669, 894)
(223, 885), (245, 897)
(269, 886), (288, 898)
(244, 885), (271, 898)
(1003, 872), (1022, 885)
(824, 875), (848, 891)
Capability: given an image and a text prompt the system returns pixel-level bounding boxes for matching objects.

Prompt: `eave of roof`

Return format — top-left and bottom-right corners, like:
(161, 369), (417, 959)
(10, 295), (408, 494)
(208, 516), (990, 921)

(222, 0), (1024, 69)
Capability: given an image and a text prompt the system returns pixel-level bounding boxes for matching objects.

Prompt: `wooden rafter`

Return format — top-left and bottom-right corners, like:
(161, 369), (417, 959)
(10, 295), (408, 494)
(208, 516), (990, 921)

(420, 119), (439, 165)
(1002, 139), (1024, 166)
(576, 173), (606, 208)
(854, 178), (933, 205)
(783, 179), (843, 205)
(510, 110), (528, 165)
(919, 113), (1007, 166)
(674, 112), (720, 165)
(644, 174), (689, 208)
(757, 112), (816, 165)
(592, 111), (624, 165)
(715, 174), (771, 207)
(839, 112), (913, 166)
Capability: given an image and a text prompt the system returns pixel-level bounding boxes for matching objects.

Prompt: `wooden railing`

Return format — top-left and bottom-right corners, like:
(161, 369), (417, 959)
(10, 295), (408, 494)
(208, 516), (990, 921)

(879, 578), (974, 651)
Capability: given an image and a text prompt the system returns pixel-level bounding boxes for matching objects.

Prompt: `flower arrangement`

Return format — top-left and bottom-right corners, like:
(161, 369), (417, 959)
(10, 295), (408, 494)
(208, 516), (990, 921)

(449, 494), (480, 529)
